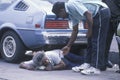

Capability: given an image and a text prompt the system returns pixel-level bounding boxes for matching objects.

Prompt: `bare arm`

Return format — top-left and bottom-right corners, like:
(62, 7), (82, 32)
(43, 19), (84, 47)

(84, 11), (93, 38)
(52, 60), (66, 70)
(62, 11), (92, 55)
(67, 24), (79, 47)
(62, 25), (79, 55)
(45, 60), (66, 71)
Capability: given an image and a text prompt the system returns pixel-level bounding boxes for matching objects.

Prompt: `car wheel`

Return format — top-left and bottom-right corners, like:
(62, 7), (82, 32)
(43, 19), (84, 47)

(0, 31), (26, 63)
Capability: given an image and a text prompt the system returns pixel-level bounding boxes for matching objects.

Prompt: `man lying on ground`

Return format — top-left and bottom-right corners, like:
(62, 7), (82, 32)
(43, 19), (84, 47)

(19, 49), (84, 71)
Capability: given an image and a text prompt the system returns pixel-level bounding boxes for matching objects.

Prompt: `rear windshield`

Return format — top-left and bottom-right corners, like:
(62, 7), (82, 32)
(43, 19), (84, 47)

(33, 0), (51, 5)
(0, 0), (16, 11)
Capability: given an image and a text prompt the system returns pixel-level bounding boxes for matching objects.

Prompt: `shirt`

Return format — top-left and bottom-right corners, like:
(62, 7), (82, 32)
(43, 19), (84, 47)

(44, 49), (64, 66)
(65, 0), (108, 26)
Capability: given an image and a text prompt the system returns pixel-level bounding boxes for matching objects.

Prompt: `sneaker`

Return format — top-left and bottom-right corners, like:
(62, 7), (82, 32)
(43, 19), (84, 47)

(72, 63), (90, 72)
(81, 67), (101, 75)
(72, 66), (81, 72)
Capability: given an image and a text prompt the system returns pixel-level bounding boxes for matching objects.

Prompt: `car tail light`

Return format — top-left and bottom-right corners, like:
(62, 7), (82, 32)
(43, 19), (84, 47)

(35, 24), (41, 28)
(45, 20), (68, 29)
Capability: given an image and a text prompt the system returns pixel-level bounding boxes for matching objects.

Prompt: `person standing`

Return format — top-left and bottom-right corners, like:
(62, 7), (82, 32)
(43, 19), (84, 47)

(102, 0), (120, 73)
(52, 0), (110, 75)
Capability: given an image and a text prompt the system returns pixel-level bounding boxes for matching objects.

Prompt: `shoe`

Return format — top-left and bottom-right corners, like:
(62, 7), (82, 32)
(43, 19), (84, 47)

(116, 70), (120, 73)
(72, 66), (81, 72)
(99, 67), (107, 71)
(99, 61), (113, 71)
(81, 67), (101, 75)
(72, 63), (90, 72)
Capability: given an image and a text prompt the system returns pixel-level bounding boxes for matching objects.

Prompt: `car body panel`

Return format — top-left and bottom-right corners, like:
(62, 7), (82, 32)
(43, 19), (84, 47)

(0, 0), (87, 50)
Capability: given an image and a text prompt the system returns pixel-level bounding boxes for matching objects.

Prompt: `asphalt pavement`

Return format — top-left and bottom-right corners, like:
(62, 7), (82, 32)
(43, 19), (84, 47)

(0, 60), (120, 80)
(0, 36), (120, 80)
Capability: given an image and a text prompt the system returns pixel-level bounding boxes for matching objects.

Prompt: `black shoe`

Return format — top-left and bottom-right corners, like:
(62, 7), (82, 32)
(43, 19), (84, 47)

(99, 67), (107, 71)
(116, 70), (120, 73)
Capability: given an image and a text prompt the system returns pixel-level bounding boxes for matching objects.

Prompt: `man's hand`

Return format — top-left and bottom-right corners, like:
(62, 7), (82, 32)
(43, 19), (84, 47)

(61, 46), (71, 55)
(84, 11), (93, 38)
(62, 24), (78, 55)
(45, 63), (53, 71)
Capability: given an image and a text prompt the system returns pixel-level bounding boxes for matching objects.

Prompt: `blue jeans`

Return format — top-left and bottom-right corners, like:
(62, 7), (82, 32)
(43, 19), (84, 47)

(62, 53), (84, 69)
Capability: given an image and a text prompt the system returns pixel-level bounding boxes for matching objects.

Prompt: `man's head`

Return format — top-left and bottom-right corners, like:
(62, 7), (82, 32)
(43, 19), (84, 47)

(52, 2), (68, 19)
(32, 51), (45, 66)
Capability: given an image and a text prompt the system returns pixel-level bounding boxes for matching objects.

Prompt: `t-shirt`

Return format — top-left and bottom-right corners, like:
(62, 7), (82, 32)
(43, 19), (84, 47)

(44, 49), (64, 66)
(65, 0), (108, 26)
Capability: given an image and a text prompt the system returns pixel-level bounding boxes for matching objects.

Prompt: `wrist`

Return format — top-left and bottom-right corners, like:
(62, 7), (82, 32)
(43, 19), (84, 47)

(66, 44), (72, 47)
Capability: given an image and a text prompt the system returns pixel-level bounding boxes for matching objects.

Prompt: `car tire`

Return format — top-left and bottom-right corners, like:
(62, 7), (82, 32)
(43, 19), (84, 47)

(0, 31), (26, 63)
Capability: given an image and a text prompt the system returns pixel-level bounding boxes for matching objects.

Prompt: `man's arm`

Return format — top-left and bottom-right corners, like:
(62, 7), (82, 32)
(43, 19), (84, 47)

(84, 11), (93, 38)
(67, 24), (79, 47)
(45, 60), (66, 71)
(52, 60), (66, 70)
(62, 25), (79, 55)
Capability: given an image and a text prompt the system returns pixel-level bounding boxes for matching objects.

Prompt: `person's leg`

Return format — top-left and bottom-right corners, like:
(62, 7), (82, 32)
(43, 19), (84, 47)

(64, 52), (84, 64)
(89, 12), (101, 68)
(84, 37), (92, 64)
(74, 12), (100, 73)
(76, 8), (101, 72)
(80, 8), (111, 75)
(105, 20), (118, 67)
(90, 8), (111, 70)
(61, 58), (81, 69)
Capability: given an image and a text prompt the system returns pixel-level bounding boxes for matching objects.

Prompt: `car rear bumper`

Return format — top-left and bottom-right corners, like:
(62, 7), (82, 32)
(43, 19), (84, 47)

(19, 30), (87, 49)
(44, 33), (87, 44)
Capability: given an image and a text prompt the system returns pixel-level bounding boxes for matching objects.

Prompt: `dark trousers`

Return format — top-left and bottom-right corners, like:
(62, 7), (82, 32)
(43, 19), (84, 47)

(105, 20), (119, 65)
(62, 52), (84, 69)
(85, 7), (111, 69)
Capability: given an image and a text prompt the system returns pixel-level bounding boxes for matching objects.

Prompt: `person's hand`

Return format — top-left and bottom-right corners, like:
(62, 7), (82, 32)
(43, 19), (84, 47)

(45, 63), (53, 71)
(61, 46), (71, 55)
(84, 11), (93, 38)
